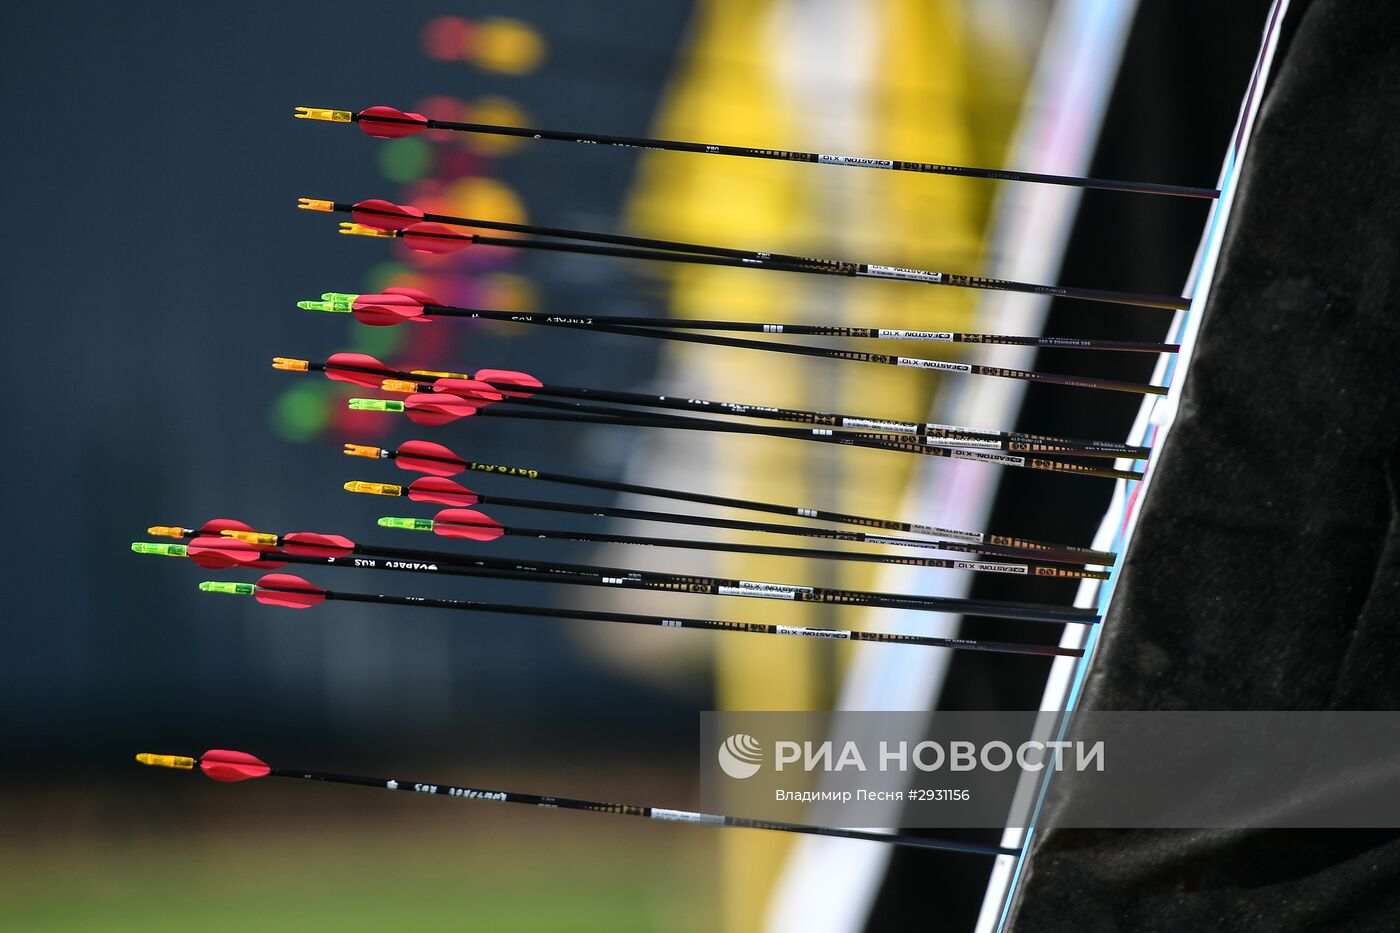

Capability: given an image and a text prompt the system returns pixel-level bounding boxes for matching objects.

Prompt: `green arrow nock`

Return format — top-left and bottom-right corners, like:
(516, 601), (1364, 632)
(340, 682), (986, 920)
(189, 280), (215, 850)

(378, 517), (435, 531)
(199, 581), (257, 596)
(348, 398), (405, 412)
(131, 542), (187, 557)
(296, 299), (349, 313)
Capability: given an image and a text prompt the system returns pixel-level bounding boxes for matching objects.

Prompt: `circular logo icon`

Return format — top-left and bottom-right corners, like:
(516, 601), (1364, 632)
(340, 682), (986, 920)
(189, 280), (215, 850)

(717, 733), (764, 779)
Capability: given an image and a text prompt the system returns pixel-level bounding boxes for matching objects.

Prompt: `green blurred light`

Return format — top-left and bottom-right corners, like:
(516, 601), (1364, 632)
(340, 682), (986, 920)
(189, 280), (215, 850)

(271, 383), (331, 442)
(379, 137), (434, 183)
(365, 263), (409, 293)
(352, 321), (406, 357)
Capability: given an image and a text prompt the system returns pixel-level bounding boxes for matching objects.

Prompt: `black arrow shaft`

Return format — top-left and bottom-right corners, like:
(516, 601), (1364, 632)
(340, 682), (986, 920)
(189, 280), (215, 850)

(266, 760), (1019, 856)
(463, 495), (1105, 580)
(476, 377), (1148, 459)
(380, 448), (1115, 565)
(466, 404), (1143, 482)
(249, 541), (1096, 625)
(315, 358), (1148, 459)
(397, 227), (1187, 311)
(278, 585), (1079, 658)
(434, 305), (1177, 352)
(346, 111), (1218, 200)
(339, 203), (1190, 317)
(479, 523), (1104, 580)
(389, 306), (1169, 395)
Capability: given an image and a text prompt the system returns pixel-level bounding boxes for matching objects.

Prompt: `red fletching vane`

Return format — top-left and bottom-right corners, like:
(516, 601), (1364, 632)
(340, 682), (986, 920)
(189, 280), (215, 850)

(351, 198), (424, 231)
(254, 573), (327, 610)
(401, 222), (470, 255)
(199, 518), (255, 536)
(434, 508), (506, 542)
(430, 378), (503, 405)
(357, 105), (429, 139)
(325, 352), (396, 388)
(351, 293), (428, 327)
(200, 749), (272, 783)
(405, 393), (480, 426)
(187, 536), (286, 571)
(281, 532), (356, 559)
(408, 476), (480, 507)
(193, 520), (286, 569)
(474, 369), (542, 399)
(395, 440), (468, 476)
(383, 285), (442, 306)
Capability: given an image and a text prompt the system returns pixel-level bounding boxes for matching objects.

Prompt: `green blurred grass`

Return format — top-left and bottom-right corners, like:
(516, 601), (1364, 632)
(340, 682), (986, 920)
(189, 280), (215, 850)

(0, 781), (719, 932)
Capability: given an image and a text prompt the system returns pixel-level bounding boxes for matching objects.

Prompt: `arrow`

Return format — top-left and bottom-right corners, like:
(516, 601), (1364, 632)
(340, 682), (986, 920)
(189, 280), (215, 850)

(293, 105), (1217, 200)
(304, 291), (1167, 395)
(329, 219), (1187, 313)
(132, 534), (1099, 625)
(279, 350), (1150, 459)
(189, 570), (1081, 658)
(343, 479), (1108, 581)
(343, 439), (1117, 566)
(138, 746), (1022, 855)
(345, 391), (1143, 481)
(371, 507), (1108, 581)
(299, 280), (1179, 354)
(290, 362), (1148, 471)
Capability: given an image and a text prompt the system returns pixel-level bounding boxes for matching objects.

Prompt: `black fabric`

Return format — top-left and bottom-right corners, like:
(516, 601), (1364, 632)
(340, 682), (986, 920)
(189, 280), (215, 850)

(1006, 2), (1400, 930)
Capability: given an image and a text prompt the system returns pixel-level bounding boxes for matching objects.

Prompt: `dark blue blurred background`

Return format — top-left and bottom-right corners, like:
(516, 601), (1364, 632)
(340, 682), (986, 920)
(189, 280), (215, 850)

(2, 0), (702, 771)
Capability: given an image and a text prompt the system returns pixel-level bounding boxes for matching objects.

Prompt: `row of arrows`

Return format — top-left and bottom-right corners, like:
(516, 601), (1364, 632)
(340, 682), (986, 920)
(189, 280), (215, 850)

(137, 102), (1192, 857)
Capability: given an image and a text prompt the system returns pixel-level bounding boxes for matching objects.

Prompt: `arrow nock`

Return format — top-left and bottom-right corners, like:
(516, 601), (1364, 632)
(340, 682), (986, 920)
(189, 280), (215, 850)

(297, 197), (334, 212)
(272, 357), (311, 372)
(379, 516), (434, 531)
(315, 292), (360, 312)
(221, 530), (278, 546)
(293, 106), (352, 123)
(146, 526), (188, 539)
(343, 444), (387, 459)
(296, 300), (348, 313)
(131, 542), (187, 557)
(199, 581), (256, 596)
(339, 222), (395, 239)
(345, 481), (403, 497)
(136, 753), (195, 770)
(348, 398), (404, 412)
(381, 379), (418, 394)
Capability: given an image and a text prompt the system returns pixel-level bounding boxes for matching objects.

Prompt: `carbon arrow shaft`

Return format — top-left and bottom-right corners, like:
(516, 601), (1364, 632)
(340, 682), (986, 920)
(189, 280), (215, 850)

(142, 747), (1020, 856)
(159, 536), (1098, 624)
(327, 301), (1168, 395)
(242, 576), (1083, 658)
(356, 224), (1187, 312)
(415, 402), (1146, 482)
(352, 489), (1106, 581)
(301, 106), (1217, 199)
(414, 304), (1178, 353)
(305, 357), (1148, 459)
(358, 444), (1116, 565)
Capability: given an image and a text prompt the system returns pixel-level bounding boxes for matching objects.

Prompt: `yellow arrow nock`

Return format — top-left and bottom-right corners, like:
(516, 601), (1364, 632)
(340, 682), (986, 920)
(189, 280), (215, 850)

(293, 107), (352, 123)
(339, 222), (395, 239)
(136, 753), (195, 770)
